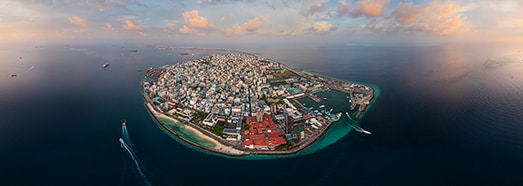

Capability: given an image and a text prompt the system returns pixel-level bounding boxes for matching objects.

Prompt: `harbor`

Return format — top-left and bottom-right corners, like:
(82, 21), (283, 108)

(142, 52), (377, 157)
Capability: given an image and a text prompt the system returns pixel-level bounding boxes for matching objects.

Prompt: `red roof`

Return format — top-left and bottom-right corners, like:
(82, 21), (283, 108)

(243, 115), (287, 148)
(253, 139), (269, 147)
(270, 137), (287, 146)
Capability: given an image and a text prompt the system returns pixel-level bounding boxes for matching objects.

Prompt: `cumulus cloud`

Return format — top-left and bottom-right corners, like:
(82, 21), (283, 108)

(390, 0), (468, 35)
(182, 10), (214, 29)
(422, 1), (460, 20)
(68, 16), (88, 27)
(104, 23), (115, 31)
(312, 21), (334, 32)
(244, 17), (262, 32)
(122, 20), (141, 31)
(362, 19), (395, 32)
(391, 2), (420, 25)
(179, 25), (194, 34)
(424, 14), (468, 35)
(350, 0), (391, 18)
(222, 24), (242, 35)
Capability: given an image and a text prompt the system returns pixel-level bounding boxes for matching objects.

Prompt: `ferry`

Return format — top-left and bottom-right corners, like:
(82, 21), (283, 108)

(102, 62), (110, 68)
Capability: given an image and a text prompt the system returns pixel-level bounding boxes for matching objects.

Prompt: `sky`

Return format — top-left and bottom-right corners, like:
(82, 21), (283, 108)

(1, 0), (522, 44)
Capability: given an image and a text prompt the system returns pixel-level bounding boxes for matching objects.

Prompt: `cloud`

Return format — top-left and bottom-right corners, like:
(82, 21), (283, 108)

(424, 14), (468, 35)
(336, 2), (350, 17)
(390, 0), (468, 35)
(122, 20), (141, 31)
(244, 17), (261, 32)
(104, 23), (115, 31)
(308, 2), (327, 15)
(68, 16), (88, 27)
(312, 21), (334, 32)
(222, 24), (242, 35)
(179, 25), (194, 34)
(182, 10), (214, 29)
(350, 0), (390, 18)
(422, 1), (460, 20)
(361, 19), (395, 32)
(391, 2), (420, 25)
(87, 0), (144, 11)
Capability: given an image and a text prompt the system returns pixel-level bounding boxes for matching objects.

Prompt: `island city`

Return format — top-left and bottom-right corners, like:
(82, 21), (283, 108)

(142, 52), (376, 156)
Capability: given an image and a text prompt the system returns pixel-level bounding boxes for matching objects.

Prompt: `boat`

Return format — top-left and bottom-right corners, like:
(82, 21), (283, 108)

(352, 125), (371, 134)
(11, 74), (17, 77)
(102, 63), (109, 68)
(353, 126), (371, 135)
(122, 119), (126, 126)
(319, 105), (325, 108)
(345, 112), (353, 120)
(331, 112), (342, 122)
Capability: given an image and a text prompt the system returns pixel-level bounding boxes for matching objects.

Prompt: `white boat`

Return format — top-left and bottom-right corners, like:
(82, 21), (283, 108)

(345, 112), (352, 120)
(319, 105), (325, 108)
(102, 62), (109, 68)
(331, 112), (342, 122)
(351, 124), (371, 135)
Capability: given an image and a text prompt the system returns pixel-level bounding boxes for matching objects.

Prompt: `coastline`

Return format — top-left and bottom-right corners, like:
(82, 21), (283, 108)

(143, 86), (379, 158)
(145, 101), (247, 156)
(141, 52), (379, 158)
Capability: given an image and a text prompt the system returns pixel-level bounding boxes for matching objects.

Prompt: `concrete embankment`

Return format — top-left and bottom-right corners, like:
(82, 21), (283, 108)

(143, 87), (337, 157)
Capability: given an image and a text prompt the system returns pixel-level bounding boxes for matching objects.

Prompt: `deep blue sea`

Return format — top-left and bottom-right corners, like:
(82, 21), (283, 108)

(1, 43), (522, 185)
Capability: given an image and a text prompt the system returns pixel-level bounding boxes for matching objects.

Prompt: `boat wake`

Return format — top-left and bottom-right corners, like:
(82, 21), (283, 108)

(344, 113), (371, 135)
(120, 120), (152, 186)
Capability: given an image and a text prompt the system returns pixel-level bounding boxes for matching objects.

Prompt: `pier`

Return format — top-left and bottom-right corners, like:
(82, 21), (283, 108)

(142, 52), (377, 157)
(307, 93), (323, 102)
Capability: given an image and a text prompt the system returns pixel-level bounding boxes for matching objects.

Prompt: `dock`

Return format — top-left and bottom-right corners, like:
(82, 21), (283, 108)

(307, 93), (323, 102)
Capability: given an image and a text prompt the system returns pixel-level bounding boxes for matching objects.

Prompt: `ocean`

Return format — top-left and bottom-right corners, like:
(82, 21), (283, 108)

(1, 43), (522, 185)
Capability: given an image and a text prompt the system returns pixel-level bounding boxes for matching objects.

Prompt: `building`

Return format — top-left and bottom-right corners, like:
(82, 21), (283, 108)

(243, 115), (287, 149)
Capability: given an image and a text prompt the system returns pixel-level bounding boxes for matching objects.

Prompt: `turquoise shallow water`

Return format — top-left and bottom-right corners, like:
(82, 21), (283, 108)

(157, 116), (215, 148)
(150, 87), (380, 160)
(3, 44), (523, 185)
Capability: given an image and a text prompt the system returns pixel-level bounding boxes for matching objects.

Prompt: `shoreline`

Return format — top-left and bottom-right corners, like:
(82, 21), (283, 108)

(143, 86), (377, 158)
(141, 52), (379, 158)
(145, 99), (247, 156)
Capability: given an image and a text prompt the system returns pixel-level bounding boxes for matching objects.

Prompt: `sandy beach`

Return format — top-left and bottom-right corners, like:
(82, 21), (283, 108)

(147, 103), (246, 156)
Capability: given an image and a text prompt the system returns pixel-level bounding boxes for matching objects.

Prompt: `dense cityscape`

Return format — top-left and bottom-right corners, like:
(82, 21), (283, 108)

(143, 53), (375, 155)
